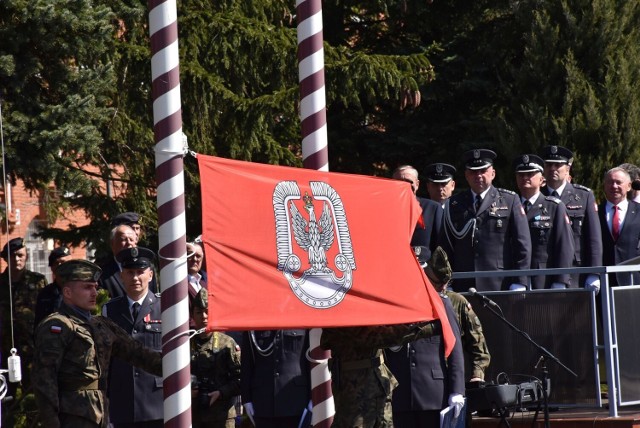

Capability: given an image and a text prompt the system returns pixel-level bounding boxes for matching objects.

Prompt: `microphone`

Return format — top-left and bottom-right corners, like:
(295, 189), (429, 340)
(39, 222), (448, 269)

(468, 287), (500, 309)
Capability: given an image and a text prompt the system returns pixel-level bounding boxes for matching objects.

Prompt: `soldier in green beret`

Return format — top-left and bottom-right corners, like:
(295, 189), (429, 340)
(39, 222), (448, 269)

(32, 260), (162, 428)
(190, 288), (242, 428)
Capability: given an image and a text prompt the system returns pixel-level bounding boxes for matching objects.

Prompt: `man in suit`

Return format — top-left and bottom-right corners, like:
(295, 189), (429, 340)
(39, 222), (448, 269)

(241, 329), (311, 428)
(392, 165), (443, 265)
(514, 154), (575, 289)
(441, 149), (531, 291)
(386, 248), (465, 427)
(103, 247), (163, 428)
(540, 145), (602, 291)
(425, 163), (457, 208)
(187, 240), (207, 299)
(98, 224), (137, 298)
(598, 167), (640, 286)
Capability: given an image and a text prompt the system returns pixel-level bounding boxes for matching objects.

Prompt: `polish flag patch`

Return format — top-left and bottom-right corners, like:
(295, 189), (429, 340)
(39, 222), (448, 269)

(50, 325), (62, 334)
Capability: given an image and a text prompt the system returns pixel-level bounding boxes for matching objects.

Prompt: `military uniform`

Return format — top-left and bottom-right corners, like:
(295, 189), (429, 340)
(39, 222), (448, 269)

(524, 195), (575, 288)
(191, 331), (242, 428)
(32, 301), (162, 428)
(444, 290), (490, 381)
(442, 185), (531, 291)
(385, 298), (465, 427)
(320, 322), (440, 428)
(241, 329), (310, 428)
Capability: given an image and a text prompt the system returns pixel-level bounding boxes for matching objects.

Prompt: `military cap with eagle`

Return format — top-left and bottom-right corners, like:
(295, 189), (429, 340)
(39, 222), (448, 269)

(116, 246), (156, 269)
(425, 163), (457, 183)
(462, 149), (497, 170)
(541, 145), (574, 165)
(513, 154), (544, 173)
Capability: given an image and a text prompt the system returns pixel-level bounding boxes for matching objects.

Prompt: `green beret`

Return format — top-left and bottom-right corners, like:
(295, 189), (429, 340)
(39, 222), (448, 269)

(57, 260), (102, 284)
(192, 288), (208, 310)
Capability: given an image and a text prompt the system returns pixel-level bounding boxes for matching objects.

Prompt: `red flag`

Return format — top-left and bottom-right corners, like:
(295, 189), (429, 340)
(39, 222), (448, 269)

(198, 155), (455, 355)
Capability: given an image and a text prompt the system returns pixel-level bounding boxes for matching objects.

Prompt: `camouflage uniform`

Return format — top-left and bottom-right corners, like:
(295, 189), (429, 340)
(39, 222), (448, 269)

(444, 290), (491, 381)
(191, 331), (242, 428)
(321, 322), (439, 428)
(32, 302), (162, 428)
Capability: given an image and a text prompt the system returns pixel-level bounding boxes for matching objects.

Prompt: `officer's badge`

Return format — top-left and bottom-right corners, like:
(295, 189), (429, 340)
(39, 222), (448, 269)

(473, 150), (480, 159)
(131, 247), (138, 258)
(523, 154), (529, 164)
(436, 164), (443, 173)
(273, 181), (356, 308)
(551, 146), (558, 154)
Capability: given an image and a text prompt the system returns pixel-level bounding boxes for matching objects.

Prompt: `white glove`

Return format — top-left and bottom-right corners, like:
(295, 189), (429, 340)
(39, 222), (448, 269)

(509, 283), (526, 291)
(448, 393), (465, 418)
(550, 282), (567, 289)
(244, 402), (256, 426)
(584, 274), (600, 294)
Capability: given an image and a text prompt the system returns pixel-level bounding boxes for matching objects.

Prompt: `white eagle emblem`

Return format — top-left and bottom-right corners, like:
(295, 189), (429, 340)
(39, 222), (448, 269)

(273, 181), (356, 308)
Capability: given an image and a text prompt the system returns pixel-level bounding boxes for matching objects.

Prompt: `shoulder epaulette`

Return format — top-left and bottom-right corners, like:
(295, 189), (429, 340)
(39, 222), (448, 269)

(573, 183), (593, 192)
(544, 196), (561, 204)
(496, 187), (516, 195)
(154, 292), (162, 298)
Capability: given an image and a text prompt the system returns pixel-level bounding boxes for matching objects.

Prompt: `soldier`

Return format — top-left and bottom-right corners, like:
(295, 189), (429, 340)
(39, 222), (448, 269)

(514, 154), (575, 289)
(103, 247), (163, 427)
(425, 163), (457, 208)
(441, 149), (531, 291)
(0, 237), (47, 425)
(241, 329), (310, 428)
(34, 245), (73, 327)
(32, 259), (162, 428)
(392, 165), (443, 264)
(190, 288), (241, 428)
(385, 248), (465, 427)
(540, 145), (602, 290)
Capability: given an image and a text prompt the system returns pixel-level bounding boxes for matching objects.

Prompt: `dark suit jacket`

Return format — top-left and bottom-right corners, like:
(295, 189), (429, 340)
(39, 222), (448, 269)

(105, 291), (163, 423)
(598, 200), (640, 286)
(386, 297), (465, 412)
(442, 186), (532, 291)
(240, 330), (310, 418)
(411, 197), (443, 264)
(525, 195), (575, 288)
(542, 183), (603, 272)
(99, 258), (125, 299)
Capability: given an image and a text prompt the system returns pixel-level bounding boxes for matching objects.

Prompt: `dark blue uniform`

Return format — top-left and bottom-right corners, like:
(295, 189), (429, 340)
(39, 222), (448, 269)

(241, 330), (310, 428)
(525, 195), (575, 288)
(599, 200), (640, 286)
(442, 186), (532, 291)
(386, 297), (465, 427)
(105, 291), (163, 426)
(412, 197), (443, 264)
(542, 183), (603, 287)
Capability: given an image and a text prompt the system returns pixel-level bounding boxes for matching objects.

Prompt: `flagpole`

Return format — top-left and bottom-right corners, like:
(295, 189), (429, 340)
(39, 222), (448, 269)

(148, 1), (192, 427)
(296, 0), (334, 425)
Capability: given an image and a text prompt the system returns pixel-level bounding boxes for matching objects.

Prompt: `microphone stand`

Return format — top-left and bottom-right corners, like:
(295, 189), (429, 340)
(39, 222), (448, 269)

(475, 296), (578, 428)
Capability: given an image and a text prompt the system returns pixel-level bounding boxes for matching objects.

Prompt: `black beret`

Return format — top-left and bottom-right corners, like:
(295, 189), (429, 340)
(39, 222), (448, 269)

(48, 246), (71, 266)
(513, 154), (544, 173)
(1, 237), (24, 259)
(541, 145), (573, 165)
(462, 149), (497, 170)
(111, 212), (141, 227)
(57, 260), (102, 283)
(116, 246), (155, 269)
(425, 163), (456, 183)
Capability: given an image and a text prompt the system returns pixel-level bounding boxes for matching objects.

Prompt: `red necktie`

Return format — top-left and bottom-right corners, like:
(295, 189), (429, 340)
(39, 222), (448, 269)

(612, 205), (620, 241)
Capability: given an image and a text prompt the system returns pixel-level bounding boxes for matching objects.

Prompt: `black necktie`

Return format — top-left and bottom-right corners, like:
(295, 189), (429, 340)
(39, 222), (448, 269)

(131, 302), (140, 320)
(524, 201), (532, 213)
(551, 190), (560, 198)
(475, 194), (482, 213)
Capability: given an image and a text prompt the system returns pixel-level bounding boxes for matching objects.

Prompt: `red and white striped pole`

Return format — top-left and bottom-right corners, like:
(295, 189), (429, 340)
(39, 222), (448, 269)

(148, 1), (192, 427)
(296, 0), (335, 426)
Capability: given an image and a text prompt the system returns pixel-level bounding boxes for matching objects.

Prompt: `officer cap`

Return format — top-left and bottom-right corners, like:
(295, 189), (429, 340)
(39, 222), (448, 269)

(111, 212), (141, 227)
(424, 247), (452, 288)
(462, 149), (497, 170)
(1, 237), (25, 260)
(56, 260), (102, 284)
(48, 246), (71, 266)
(425, 163), (457, 183)
(513, 154), (544, 174)
(116, 246), (155, 269)
(192, 288), (208, 310)
(541, 145), (573, 165)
